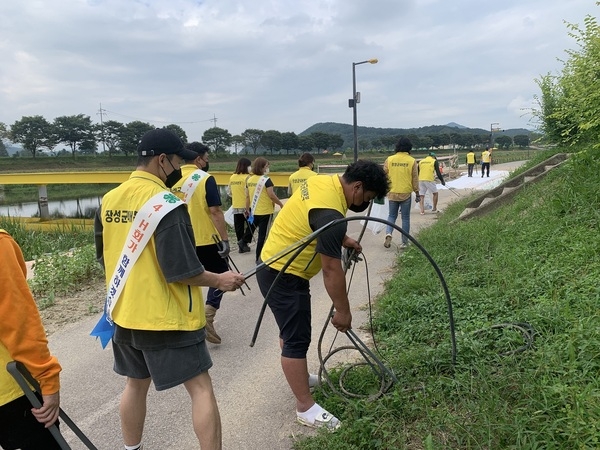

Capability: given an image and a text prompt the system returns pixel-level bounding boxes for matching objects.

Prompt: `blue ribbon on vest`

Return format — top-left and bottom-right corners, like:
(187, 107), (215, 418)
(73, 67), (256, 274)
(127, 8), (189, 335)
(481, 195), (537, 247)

(90, 311), (114, 349)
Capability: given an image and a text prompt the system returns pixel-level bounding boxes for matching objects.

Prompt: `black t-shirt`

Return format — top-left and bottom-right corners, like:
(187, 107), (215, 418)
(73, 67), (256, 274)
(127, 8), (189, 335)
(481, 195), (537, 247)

(309, 208), (346, 260)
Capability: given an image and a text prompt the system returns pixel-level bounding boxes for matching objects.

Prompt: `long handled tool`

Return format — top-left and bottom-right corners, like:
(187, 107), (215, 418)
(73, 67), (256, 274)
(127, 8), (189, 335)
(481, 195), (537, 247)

(7, 361), (98, 450)
(212, 234), (250, 295)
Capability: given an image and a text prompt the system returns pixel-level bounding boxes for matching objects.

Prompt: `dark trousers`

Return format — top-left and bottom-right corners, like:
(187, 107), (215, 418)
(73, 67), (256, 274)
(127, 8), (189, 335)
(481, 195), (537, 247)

(250, 214), (272, 262)
(233, 213), (253, 244)
(0, 395), (62, 450)
(196, 244), (229, 309)
(467, 163), (474, 177)
(482, 162), (490, 177)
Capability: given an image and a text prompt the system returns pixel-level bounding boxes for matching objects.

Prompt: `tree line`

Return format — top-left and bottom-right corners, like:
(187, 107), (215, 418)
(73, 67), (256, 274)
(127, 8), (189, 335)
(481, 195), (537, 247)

(0, 115), (532, 159)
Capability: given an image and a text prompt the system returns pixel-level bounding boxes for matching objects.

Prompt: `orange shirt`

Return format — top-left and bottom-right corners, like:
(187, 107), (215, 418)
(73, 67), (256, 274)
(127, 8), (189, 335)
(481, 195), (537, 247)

(0, 230), (61, 406)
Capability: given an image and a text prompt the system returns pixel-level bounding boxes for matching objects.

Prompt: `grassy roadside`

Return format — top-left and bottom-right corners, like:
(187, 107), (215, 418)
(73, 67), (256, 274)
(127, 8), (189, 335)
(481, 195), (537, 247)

(296, 147), (600, 449)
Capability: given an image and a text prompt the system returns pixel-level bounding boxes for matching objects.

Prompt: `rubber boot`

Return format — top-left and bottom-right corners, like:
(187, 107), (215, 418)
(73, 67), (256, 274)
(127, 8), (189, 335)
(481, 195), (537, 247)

(204, 305), (221, 344)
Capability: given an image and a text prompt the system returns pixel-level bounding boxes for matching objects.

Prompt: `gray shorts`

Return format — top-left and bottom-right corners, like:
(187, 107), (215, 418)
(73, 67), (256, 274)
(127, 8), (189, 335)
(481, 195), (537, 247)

(419, 181), (438, 195)
(112, 326), (212, 391)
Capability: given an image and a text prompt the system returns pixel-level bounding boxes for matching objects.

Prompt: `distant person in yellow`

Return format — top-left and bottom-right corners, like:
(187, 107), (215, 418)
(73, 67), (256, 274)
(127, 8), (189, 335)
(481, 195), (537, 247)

(228, 157), (253, 254)
(383, 137), (420, 249)
(173, 142), (230, 345)
(466, 150), (477, 177)
(418, 152), (446, 214)
(246, 157), (284, 264)
(288, 152), (317, 196)
(481, 147), (492, 177)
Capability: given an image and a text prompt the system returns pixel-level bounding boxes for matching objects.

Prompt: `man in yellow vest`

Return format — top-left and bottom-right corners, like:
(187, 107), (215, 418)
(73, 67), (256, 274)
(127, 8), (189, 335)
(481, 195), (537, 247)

(173, 142), (230, 345)
(418, 152), (446, 214)
(94, 128), (245, 450)
(257, 160), (389, 431)
(383, 137), (420, 249)
(466, 150), (477, 177)
(288, 152), (317, 196)
(0, 229), (62, 449)
(481, 147), (492, 177)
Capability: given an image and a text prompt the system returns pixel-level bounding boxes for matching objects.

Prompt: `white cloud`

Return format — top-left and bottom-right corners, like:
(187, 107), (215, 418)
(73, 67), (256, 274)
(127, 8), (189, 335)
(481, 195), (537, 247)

(0, 0), (596, 140)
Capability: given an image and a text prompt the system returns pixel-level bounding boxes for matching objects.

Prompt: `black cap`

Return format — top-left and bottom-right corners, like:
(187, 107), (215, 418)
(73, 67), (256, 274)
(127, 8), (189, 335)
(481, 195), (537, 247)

(137, 128), (197, 160)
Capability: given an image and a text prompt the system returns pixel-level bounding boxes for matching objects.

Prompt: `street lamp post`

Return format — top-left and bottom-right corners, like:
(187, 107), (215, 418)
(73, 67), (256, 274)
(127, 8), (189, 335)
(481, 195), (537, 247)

(350, 58), (378, 162)
(490, 122), (500, 148)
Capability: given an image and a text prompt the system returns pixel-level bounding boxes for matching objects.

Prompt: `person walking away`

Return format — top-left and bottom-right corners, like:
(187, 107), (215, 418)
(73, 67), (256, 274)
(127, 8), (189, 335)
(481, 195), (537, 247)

(173, 142), (231, 345)
(228, 158), (253, 253)
(383, 137), (420, 249)
(257, 160), (389, 430)
(466, 150), (477, 177)
(94, 128), (244, 450)
(288, 152), (317, 196)
(246, 157), (284, 264)
(0, 229), (62, 450)
(481, 147), (491, 177)
(418, 152), (446, 214)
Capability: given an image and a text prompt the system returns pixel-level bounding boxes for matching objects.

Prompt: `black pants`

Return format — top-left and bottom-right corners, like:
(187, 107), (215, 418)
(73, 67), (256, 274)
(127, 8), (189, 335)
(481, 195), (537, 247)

(196, 244), (229, 309)
(0, 395), (62, 450)
(481, 162), (490, 177)
(467, 163), (474, 177)
(233, 213), (253, 244)
(251, 214), (272, 262)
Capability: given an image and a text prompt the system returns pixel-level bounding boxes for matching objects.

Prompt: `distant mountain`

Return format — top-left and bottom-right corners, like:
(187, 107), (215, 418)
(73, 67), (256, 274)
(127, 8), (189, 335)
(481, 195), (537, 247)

(444, 122), (468, 129)
(299, 122), (533, 148)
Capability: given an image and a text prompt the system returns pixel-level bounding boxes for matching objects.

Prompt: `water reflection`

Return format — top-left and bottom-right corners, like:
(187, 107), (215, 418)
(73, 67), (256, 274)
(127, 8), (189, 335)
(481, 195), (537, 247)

(0, 197), (102, 218)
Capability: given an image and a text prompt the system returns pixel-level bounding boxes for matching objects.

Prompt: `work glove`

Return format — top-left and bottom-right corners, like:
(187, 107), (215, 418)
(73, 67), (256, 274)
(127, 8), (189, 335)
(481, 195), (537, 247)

(218, 240), (231, 259)
(415, 194), (421, 203)
(342, 248), (363, 269)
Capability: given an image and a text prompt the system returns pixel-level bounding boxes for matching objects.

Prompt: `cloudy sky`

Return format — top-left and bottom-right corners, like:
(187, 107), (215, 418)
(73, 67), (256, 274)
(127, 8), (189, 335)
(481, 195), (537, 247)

(0, 0), (596, 142)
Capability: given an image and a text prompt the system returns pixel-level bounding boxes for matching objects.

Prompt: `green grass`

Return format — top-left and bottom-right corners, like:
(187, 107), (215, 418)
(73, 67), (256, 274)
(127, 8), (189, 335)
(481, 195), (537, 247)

(294, 147), (600, 449)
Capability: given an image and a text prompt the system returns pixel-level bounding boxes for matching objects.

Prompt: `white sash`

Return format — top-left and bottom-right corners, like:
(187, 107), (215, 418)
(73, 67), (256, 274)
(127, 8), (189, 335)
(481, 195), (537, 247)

(249, 176), (268, 215)
(179, 169), (210, 204)
(105, 191), (183, 320)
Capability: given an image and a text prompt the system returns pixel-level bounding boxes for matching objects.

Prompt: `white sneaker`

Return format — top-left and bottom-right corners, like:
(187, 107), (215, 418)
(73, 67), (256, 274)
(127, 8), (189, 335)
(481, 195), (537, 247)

(384, 234), (392, 248)
(297, 406), (341, 431)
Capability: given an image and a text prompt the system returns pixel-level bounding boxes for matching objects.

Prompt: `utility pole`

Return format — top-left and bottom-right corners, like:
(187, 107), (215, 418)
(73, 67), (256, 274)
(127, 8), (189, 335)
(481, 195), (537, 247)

(210, 113), (218, 128)
(97, 103), (107, 155)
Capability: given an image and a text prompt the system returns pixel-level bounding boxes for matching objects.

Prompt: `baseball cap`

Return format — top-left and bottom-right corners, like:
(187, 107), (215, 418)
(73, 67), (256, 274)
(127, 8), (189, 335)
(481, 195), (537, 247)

(137, 128), (197, 160)
(429, 152), (436, 157)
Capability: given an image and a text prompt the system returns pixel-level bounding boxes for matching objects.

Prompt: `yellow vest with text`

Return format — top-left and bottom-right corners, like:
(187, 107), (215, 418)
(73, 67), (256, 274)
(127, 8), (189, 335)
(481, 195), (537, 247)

(418, 156), (436, 182)
(482, 151), (491, 163)
(467, 152), (476, 164)
(247, 174), (274, 215)
(173, 165), (219, 246)
(288, 167), (318, 195)
(261, 175), (347, 280)
(385, 152), (416, 194)
(100, 171), (204, 331)
(229, 173), (249, 209)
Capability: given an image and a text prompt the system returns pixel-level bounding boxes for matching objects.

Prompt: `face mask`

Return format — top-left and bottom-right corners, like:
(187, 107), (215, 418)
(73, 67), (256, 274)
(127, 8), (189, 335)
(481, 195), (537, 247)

(247, 166), (251, 173)
(265, 168), (270, 174)
(203, 161), (209, 172)
(162, 157), (183, 188)
(348, 184), (371, 212)
(348, 201), (371, 213)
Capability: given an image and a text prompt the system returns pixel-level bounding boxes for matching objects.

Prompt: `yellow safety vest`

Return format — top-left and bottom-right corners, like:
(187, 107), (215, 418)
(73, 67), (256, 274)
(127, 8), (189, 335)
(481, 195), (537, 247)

(482, 151), (491, 163)
(247, 174), (274, 215)
(173, 165), (219, 246)
(229, 173), (249, 209)
(467, 152), (476, 164)
(385, 152), (416, 194)
(418, 156), (436, 182)
(288, 167), (318, 195)
(100, 171), (204, 331)
(261, 175), (347, 280)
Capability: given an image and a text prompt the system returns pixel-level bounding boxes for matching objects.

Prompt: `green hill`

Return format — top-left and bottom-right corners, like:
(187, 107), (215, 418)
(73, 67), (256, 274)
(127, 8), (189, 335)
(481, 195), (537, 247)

(300, 122), (532, 148)
(296, 147), (600, 449)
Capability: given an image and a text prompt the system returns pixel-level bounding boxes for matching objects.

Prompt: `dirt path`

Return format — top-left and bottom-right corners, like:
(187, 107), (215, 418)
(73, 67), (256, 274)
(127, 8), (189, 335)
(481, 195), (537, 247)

(42, 162), (524, 449)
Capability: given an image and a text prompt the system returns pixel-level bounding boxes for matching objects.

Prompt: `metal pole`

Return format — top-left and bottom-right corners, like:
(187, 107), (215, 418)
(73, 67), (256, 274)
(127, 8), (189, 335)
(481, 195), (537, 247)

(352, 62), (358, 163)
